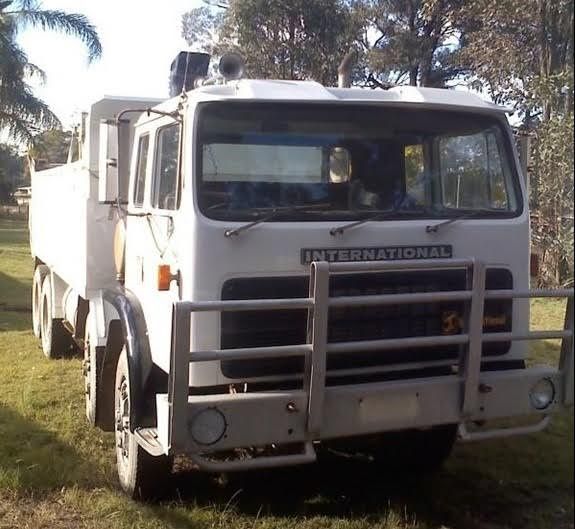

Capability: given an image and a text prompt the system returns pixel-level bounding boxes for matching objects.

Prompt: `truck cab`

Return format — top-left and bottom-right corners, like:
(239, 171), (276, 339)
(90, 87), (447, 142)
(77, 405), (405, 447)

(29, 52), (573, 500)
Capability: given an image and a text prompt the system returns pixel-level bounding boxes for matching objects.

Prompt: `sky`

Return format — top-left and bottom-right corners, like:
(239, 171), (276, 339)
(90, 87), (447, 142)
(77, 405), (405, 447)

(17, 0), (203, 128)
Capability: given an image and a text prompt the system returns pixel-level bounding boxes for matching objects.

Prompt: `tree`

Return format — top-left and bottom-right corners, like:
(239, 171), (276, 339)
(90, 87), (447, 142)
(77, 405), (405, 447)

(0, 0), (102, 144)
(182, 0), (360, 85)
(530, 113), (574, 286)
(458, 0), (573, 120)
(459, 0), (574, 286)
(0, 143), (23, 202)
(355, 0), (466, 87)
(28, 128), (72, 169)
(181, 5), (225, 57)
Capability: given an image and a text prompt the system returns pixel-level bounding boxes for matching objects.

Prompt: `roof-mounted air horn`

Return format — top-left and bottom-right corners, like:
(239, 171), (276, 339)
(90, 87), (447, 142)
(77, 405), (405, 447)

(218, 52), (245, 81)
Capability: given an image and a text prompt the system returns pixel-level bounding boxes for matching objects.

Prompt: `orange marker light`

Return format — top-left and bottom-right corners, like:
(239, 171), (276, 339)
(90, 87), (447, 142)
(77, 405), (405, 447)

(157, 264), (174, 291)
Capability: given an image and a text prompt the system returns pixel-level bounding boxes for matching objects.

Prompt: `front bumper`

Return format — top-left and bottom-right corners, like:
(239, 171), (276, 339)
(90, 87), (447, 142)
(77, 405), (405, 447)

(152, 258), (573, 471)
(156, 365), (564, 455)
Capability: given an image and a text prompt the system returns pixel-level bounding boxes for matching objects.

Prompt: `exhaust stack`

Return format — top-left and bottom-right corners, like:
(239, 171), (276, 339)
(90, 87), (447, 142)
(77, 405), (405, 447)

(337, 50), (357, 88)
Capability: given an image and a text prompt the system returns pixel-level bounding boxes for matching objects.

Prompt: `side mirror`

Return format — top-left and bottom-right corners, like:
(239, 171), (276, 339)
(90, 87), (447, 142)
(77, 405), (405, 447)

(328, 147), (352, 183)
(98, 119), (130, 203)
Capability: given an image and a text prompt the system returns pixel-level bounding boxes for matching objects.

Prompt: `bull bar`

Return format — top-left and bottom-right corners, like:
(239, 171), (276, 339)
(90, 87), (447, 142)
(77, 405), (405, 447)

(152, 258), (574, 471)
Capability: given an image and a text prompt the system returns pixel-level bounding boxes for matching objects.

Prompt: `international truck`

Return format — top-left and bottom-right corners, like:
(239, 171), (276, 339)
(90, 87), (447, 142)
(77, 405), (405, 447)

(29, 51), (574, 500)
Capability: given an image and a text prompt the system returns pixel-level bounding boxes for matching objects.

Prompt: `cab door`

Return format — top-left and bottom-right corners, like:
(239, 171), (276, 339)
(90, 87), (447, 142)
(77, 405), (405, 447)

(125, 119), (182, 373)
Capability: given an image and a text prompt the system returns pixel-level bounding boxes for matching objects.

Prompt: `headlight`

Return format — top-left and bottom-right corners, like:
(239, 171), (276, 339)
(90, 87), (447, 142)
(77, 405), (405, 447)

(189, 407), (227, 446)
(529, 378), (555, 410)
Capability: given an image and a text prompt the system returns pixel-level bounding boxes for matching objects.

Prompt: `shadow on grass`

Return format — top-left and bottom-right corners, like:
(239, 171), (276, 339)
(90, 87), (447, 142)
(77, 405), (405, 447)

(0, 310), (32, 332)
(0, 270), (31, 312)
(0, 404), (109, 494)
(153, 458), (524, 529)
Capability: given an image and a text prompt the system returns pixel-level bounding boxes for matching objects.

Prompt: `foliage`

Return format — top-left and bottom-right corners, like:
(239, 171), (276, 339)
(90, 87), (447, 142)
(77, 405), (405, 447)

(181, 5), (225, 57)
(0, 0), (101, 145)
(0, 7), (58, 145)
(182, 0), (361, 85)
(28, 127), (73, 169)
(356, 0), (466, 87)
(0, 143), (23, 202)
(458, 0), (573, 120)
(530, 113), (574, 286)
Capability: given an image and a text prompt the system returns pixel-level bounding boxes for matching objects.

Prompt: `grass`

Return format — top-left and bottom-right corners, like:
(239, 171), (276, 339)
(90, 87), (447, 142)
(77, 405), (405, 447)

(0, 217), (573, 529)
(0, 218), (32, 311)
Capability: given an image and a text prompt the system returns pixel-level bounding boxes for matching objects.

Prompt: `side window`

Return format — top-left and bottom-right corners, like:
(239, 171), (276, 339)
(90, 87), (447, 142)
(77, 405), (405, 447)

(133, 134), (149, 207)
(152, 123), (181, 210)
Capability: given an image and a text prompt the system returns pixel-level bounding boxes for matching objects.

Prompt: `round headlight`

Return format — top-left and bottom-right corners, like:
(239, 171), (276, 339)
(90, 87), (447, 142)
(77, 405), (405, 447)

(529, 378), (555, 410)
(189, 407), (227, 446)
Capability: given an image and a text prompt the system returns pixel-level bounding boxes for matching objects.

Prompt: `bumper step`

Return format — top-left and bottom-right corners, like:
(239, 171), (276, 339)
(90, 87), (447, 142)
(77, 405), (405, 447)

(134, 427), (164, 456)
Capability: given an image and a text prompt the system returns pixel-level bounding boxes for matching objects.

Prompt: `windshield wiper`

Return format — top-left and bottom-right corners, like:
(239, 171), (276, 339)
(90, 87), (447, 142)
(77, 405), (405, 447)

(224, 203), (331, 237)
(329, 208), (435, 236)
(425, 209), (509, 234)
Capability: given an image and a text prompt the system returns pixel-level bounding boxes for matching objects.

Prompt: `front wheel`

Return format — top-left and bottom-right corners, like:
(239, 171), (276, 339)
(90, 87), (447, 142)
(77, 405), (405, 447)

(115, 349), (172, 500)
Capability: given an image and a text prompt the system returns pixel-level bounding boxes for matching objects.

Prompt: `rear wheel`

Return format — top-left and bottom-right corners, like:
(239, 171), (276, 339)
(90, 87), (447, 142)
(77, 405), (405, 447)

(32, 264), (49, 339)
(39, 275), (70, 359)
(115, 349), (172, 500)
(84, 317), (116, 430)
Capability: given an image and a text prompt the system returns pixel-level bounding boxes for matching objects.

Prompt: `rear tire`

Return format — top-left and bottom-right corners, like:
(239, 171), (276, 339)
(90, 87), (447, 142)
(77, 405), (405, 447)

(115, 349), (172, 500)
(84, 318), (116, 431)
(32, 264), (49, 339)
(39, 275), (70, 359)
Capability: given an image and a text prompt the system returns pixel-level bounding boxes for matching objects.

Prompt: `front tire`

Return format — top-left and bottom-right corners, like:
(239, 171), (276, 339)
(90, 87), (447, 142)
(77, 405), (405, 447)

(39, 275), (70, 359)
(115, 349), (172, 500)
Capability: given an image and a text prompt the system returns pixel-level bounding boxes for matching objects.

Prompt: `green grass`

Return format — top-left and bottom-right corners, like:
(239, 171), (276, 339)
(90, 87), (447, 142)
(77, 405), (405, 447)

(0, 218), (32, 311)
(0, 219), (572, 529)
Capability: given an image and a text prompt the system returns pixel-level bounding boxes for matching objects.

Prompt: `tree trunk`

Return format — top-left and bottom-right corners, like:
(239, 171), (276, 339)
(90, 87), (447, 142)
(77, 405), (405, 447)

(538, 0), (552, 121)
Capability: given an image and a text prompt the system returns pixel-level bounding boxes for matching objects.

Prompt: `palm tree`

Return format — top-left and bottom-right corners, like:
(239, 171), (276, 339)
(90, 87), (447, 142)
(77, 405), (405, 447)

(0, 0), (102, 144)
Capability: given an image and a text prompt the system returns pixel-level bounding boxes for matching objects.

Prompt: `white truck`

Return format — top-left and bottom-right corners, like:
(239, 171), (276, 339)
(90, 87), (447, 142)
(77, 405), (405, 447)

(29, 52), (573, 500)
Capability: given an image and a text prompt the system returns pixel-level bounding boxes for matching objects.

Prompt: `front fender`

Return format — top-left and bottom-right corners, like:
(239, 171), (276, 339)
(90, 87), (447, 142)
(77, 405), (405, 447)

(103, 287), (154, 429)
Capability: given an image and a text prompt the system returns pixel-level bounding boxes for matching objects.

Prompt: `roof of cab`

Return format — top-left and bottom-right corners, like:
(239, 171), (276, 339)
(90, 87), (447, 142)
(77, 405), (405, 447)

(137, 78), (509, 126)
(193, 79), (508, 112)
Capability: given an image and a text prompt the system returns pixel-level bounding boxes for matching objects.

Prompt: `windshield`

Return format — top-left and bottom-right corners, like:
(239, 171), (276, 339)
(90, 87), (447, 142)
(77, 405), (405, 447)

(196, 102), (522, 221)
